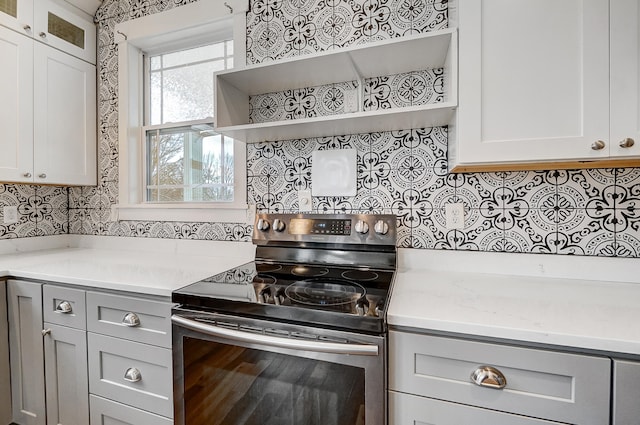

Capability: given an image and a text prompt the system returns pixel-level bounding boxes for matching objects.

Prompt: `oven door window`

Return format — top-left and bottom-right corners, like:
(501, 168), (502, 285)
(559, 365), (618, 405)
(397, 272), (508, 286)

(182, 336), (365, 425)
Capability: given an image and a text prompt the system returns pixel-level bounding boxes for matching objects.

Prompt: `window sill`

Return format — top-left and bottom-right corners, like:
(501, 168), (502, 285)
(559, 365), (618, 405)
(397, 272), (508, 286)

(113, 203), (251, 223)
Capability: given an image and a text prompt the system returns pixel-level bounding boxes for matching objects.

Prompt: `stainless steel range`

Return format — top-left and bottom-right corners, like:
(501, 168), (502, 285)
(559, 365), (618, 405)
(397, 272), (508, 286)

(172, 213), (397, 425)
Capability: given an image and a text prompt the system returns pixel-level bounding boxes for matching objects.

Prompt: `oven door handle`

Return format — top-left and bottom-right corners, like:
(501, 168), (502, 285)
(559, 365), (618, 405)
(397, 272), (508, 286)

(171, 315), (379, 356)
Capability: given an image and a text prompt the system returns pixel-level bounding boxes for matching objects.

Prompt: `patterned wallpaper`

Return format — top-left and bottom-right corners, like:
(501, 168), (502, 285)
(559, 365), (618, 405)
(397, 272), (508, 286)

(1, 0), (639, 258)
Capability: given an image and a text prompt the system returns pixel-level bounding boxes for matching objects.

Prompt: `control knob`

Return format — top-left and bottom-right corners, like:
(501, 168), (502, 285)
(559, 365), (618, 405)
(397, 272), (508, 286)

(354, 220), (369, 234)
(259, 287), (272, 303)
(374, 220), (389, 235)
(256, 218), (270, 231)
(272, 219), (285, 232)
(355, 297), (370, 316)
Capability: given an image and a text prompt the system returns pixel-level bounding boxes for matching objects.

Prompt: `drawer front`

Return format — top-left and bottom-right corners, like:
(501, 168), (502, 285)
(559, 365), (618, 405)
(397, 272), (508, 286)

(43, 285), (86, 330)
(87, 291), (172, 348)
(88, 333), (173, 418)
(389, 331), (611, 425)
(389, 391), (565, 425)
(89, 395), (172, 425)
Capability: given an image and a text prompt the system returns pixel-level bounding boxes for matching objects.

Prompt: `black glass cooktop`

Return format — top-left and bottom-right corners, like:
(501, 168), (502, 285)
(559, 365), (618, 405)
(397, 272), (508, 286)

(172, 261), (394, 334)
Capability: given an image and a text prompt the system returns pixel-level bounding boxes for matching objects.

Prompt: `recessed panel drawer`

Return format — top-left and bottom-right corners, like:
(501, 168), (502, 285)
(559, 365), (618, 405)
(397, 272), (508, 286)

(89, 395), (172, 425)
(87, 333), (173, 418)
(87, 291), (172, 348)
(389, 390), (564, 425)
(43, 285), (86, 330)
(389, 331), (610, 425)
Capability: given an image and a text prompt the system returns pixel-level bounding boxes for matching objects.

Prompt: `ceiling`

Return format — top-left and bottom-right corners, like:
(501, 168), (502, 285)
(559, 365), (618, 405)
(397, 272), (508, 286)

(66, 0), (102, 17)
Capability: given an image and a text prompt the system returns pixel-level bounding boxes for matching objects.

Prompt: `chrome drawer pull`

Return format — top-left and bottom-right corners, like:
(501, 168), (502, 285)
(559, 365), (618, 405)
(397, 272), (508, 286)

(620, 137), (635, 148)
(55, 300), (73, 314)
(591, 140), (606, 150)
(470, 365), (507, 389)
(124, 367), (142, 383)
(122, 312), (141, 327)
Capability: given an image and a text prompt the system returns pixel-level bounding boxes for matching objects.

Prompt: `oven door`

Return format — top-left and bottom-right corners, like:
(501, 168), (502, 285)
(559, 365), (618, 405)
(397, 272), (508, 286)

(172, 308), (386, 425)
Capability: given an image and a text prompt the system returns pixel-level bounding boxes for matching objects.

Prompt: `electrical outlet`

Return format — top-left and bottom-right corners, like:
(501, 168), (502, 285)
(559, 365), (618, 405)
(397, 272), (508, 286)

(344, 89), (358, 113)
(445, 202), (465, 230)
(109, 205), (119, 222)
(246, 204), (256, 225)
(3, 205), (18, 224)
(298, 190), (313, 212)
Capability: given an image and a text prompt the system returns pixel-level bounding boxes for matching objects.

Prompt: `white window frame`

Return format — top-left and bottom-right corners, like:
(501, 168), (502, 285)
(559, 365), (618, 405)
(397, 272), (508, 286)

(114, 0), (248, 223)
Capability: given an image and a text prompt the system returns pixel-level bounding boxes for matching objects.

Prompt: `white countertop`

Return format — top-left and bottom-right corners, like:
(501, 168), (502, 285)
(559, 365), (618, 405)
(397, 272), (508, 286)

(388, 249), (640, 356)
(0, 236), (255, 298)
(2, 236), (639, 355)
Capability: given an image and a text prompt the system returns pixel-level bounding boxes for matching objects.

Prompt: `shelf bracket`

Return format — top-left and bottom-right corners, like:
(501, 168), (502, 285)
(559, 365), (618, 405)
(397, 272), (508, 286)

(346, 53), (365, 113)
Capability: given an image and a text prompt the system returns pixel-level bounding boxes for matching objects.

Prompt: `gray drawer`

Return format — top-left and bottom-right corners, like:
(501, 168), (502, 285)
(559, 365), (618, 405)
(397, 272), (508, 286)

(87, 291), (172, 348)
(43, 285), (86, 330)
(613, 359), (640, 424)
(88, 333), (173, 418)
(389, 331), (610, 425)
(90, 395), (172, 425)
(390, 391), (565, 425)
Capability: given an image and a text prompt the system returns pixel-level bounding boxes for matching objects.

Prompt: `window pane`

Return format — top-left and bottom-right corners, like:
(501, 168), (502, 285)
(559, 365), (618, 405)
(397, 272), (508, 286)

(149, 71), (162, 125)
(160, 62), (215, 123)
(150, 56), (161, 71)
(162, 43), (225, 68)
(226, 40), (233, 55)
(146, 126), (234, 203)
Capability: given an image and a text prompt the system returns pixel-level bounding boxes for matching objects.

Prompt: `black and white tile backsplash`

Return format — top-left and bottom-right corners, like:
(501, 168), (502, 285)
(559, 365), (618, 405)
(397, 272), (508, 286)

(1, 0), (639, 257)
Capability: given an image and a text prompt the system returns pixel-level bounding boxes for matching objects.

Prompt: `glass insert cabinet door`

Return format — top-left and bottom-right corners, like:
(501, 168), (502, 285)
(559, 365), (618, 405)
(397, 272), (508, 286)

(0, 0), (33, 34)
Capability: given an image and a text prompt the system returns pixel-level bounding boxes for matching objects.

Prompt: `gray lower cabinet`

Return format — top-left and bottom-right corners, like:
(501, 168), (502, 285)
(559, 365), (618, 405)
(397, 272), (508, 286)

(0, 280), (11, 425)
(43, 322), (89, 425)
(8, 280), (46, 425)
(389, 330), (611, 425)
(613, 359), (640, 424)
(86, 290), (174, 423)
(8, 281), (90, 425)
(90, 395), (173, 425)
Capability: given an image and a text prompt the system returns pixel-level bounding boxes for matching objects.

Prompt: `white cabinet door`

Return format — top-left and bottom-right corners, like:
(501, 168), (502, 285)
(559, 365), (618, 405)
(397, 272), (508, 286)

(0, 25), (33, 183)
(454, 0), (610, 169)
(610, 0), (640, 158)
(7, 279), (45, 425)
(43, 322), (89, 425)
(33, 42), (96, 186)
(612, 359), (640, 424)
(0, 0), (33, 36)
(34, 0), (96, 64)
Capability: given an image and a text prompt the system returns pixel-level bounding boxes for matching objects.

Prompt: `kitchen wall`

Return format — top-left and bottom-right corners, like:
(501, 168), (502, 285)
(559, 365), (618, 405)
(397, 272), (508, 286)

(0, 185), (68, 238)
(3, 0), (639, 258)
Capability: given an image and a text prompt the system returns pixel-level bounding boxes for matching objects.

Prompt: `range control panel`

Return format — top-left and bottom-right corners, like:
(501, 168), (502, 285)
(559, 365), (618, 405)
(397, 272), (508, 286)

(252, 213), (397, 246)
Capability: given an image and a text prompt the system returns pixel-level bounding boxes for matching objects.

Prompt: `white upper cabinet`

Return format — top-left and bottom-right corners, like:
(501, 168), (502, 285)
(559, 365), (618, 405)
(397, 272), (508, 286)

(0, 25), (34, 183)
(0, 0), (96, 186)
(0, 0), (33, 36)
(0, 0), (95, 63)
(451, 0), (640, 171)
(610, 0), (640, 159)
(34, 42), (96, 186)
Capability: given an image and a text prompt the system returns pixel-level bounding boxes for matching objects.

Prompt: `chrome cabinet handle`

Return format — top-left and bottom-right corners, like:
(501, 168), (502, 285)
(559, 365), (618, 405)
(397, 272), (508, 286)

(39, 32), (47, 39)
(171, 315), (379, 356)
(55, 300), (73, 314)
(122, 312), (141, 327)
(23, 172), (32, 178)
(42, 328), (51, 336)
(591, 140), (606, 150)
(123, 367), (142, 383)
(471, 365), (507, 389)
(38, 173), (46, 179)
(620, 137), (635, 148)
(23, 24), (31, 32)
